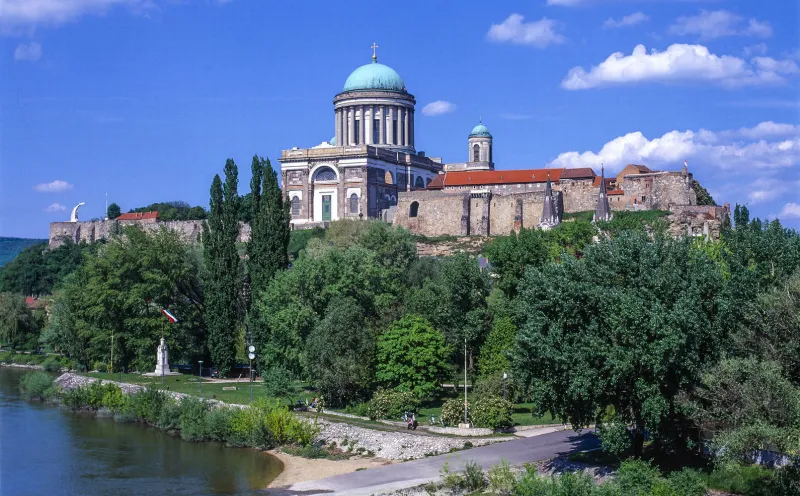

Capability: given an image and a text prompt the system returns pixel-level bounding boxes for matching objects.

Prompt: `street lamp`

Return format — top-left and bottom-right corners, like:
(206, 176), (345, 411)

(198, 360), (203, 393)
(248, 345), (256, 404)
(503, 372), (508, 401)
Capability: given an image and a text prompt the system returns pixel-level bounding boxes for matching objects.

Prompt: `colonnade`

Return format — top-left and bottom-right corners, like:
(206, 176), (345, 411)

(335, 105), (414, 148)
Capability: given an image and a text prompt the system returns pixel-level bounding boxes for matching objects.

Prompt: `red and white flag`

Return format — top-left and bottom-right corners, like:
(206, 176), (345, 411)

(161, 309), (178, 323)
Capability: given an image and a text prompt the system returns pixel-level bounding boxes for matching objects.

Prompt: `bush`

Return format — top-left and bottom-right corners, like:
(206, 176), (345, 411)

(205, 406), (233, 442)
(61, 386), (90, 409)
(130, 386), (167, 425)
(101, 384), (126, 413)
(705, 462), (774, 495)
(616, 459), (662, 494)
(19, 371), (57, 401)
(93, 361), (108, 373)
(366, 389), (420, 420)
(440, 398), (466, 427)
(344, 402), (370, 417)
(473, 373), (517, 402)
(667, 469), (707, 496)
(42, 356), (62, 373)
(463, 460), (486, 492)
(597, 419), (631, 457)
(179, 396), (210, 442)
(157, 398), (181, 430)
(0, 351), (12, 363)
(471, 396), (514, 430)
(487, 459), (516, 495)
(770, 464), (800, 496)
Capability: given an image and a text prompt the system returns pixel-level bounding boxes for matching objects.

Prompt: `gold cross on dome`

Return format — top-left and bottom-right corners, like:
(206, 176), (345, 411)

(371, 42), (379, 60)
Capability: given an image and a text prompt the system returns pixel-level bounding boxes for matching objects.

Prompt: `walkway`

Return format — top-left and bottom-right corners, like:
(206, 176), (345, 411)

(282, 429), (599, 495)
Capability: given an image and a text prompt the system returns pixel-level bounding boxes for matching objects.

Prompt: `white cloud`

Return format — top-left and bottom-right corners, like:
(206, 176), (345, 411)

(604, 12), (649, 29)
(548, 121), (800, 173)
(44, 203), (67, 213)
(422, 101), (457, 116)
(743, 43), (768, 57)
(561, 44), (799, 90)
(735, 122), (799, 140)
(14, 42), (42, 61)
(747, 178), (788, 204)
(0, 0), (154, 29)
(487, 14), (565, 48)
(779, 203), (800, 219)
(34, 180), (74, 193)
(669, 10), (772, 39)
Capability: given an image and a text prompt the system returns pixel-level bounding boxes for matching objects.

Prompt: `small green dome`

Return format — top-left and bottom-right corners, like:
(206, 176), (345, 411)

(470, 122), (491, 137)
(329, 136), (336, 146)
(343, 59), (406, 92)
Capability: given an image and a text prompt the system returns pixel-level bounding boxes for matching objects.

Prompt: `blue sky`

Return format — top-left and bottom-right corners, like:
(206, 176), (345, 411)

(1, 0), (798, 238)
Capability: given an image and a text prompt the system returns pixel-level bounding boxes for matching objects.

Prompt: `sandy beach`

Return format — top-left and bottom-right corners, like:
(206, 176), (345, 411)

(268, 450), (395, 488)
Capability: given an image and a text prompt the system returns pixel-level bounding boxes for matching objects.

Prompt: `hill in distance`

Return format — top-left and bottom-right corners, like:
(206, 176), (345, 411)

(0, 237), (47, 267)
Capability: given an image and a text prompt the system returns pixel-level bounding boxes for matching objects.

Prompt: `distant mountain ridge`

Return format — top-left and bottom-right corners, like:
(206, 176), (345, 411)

(0, 237), (47, 267)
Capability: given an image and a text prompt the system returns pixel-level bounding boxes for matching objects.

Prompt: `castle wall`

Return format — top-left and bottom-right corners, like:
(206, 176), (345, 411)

(622, 172), (696, 210)
(558, 178), (597, 213)
(392, 190), (469, 236)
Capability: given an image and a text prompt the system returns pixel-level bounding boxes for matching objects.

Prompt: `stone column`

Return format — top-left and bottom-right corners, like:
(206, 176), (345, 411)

(359, 106), (365, 145)
(397, 108), (404, 147)
(366, 106), (373, 144)
(409, 111), (415, 148)
(335, 109), (341, 146)
(341, 109), (347, 147)
(348, 108), (355, 146)
(404, 108), (410, 147)
(379, 106), (385, 145)
(387, 107), (395, 145)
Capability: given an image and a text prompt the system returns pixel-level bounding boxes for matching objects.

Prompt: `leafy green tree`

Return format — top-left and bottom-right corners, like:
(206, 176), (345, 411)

(546, 221), (597, 259)
(477, 316), (516, 377)
(305, 296), (374, 406)
(376, 315), (450, 399)
(484, 228), (550, 298)
(692, 179), (716, 206)
(0, 240), (90, 296)
(42, 227), (206, 371)
(203, 160), (241, 376)
(262, 366), (295, 404)
(106, 203), (121, 220)
(0, 292), (39, 349)
(514, 231), (726, 456)
(130, 201), (206, 220)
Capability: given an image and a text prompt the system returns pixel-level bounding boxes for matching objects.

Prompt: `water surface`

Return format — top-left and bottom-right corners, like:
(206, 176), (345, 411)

(0, 367), (282, 496)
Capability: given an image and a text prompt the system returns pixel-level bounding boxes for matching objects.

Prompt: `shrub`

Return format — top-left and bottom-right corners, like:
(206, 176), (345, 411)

(471, 396), (513, 430)
(42, 356), (62, 373)
(179, 396), (210, 442)
(85, 381), (111, 409)
(366, 389), (420, 420)
(770, 464), (800, 496)
(157, 398), (181, 431)
(667, 469), (707, 496)
(597, 419), (631, 457)
(440, 398), (466, 427)
(130, 386), (168, 425)
(19, 371), (57, 401)
(101, 384), (126, 413)
(463, 461), (486, 493)
(93, 361), (108, 373)
(705, 461), (774, 495)
(439, 461), (464, 492)
(616, 459), (661, 494)
(205, 406), (233, 442)
(344, 402), (370, 417)
(61, 386), (90, 409)
(60, 357), (74, 370)
(0, 351), (12, 363)
(487, 459), (516, 495)
(473, 373), (517, 402)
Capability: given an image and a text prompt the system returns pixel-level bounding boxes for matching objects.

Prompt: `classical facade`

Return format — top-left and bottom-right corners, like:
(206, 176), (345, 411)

(279, 47), (443, 226)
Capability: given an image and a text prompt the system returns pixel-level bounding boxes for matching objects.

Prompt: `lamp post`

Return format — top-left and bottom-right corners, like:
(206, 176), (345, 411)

(464, 338), (468, 425)
(248, 345), (255, 404)
(503, 372), (507, 401)
(198, 360), (203, 393)
(161, 341), (166, 385)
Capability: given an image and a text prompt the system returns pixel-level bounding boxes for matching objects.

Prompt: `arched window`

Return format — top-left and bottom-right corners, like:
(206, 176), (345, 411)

(409, 201), (419, 218)
(384, 170), (394, 185)
(473, 144), (480, 162)
(349, 193), (359, 214)
(291, 196), (300, 216)
(313, 166), (337, 182)
(415, 176), (424, 189)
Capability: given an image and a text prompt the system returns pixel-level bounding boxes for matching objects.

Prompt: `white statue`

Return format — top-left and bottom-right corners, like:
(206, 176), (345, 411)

(70, 202), (85, 222)
(145, 337), (179, 376)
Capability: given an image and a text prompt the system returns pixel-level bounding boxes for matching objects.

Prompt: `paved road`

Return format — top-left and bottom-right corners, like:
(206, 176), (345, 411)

(283, 430), (599, 495)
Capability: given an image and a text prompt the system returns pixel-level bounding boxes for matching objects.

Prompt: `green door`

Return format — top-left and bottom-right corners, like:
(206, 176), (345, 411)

(322, 195), (332, 221)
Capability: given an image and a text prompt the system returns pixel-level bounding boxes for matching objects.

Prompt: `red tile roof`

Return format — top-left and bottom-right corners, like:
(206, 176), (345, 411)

(116, 211), (159, 221)
(427, 174), (445, 190)
(560, 167), (596, 180)
(608, 189), (624, 196)
(592, 176), (616, 187)
(441, 168), (565, 187)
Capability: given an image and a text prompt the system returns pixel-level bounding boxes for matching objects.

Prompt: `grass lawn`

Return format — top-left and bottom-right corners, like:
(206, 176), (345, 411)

(82, 372), (314, 406)
(416, 396), (559, 427)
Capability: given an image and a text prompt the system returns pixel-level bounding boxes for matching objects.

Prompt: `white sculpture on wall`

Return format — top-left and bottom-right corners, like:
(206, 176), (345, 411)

(70, 202), (85, 222)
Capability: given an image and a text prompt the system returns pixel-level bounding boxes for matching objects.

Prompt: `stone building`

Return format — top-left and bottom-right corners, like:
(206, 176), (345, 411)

(279, 47), (443, 227)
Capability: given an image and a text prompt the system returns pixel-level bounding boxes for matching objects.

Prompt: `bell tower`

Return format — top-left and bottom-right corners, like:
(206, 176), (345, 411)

(466, 119), (493, 171)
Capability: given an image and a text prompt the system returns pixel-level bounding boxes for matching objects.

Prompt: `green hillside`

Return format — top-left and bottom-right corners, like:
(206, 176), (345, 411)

(0, 237), (47, 267)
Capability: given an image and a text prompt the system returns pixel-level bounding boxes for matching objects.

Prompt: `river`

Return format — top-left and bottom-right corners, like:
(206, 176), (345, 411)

(0, 367), (283, 496)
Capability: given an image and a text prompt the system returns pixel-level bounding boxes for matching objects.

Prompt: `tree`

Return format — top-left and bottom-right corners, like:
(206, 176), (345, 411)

(305, 296), (374, 406)
(691, 179), (715, 206)
(513, 231), (726, 456)
(0, 292), (38, 349)
(484, 228), (550, 298)
(477, 317), (516, 378)
(202, 160), (241, 376)
(0, 240), (91, 296)
(107, 203), (121, 220)
(376, 315), (451, 399)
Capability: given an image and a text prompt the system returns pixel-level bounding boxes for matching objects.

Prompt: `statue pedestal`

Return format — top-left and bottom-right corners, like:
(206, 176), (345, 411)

(143, 338), (180, 377)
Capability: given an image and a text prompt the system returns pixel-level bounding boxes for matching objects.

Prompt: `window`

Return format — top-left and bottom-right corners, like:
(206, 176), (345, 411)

(473, 144), (480, 162)
(392, 119), (397, 144)
(384, 170), (394, 185)
(409, 201), (419, 218)
(349, 193), (358, 214)
(354, 119), (360, 144)
(291, 196), (300, 216)
(641, 195), (646, 202)
(415, 176), (424, 189)
(314, 166), (337, 182)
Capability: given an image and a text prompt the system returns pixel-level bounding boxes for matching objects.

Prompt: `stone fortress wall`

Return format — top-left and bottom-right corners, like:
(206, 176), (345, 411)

(48, 219), (252, 250)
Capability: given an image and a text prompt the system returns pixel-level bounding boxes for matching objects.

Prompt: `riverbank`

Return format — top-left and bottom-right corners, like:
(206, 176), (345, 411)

(268, 450), (395, 488)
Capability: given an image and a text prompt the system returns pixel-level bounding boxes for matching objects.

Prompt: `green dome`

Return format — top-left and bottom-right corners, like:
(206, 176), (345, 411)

(470, 122), (491, 137)
(329, 136), (336, 146)
(343, 59), (406, 92)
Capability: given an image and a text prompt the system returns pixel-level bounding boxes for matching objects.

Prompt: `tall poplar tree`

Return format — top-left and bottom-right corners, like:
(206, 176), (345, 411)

(203, 159), (240, 376)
